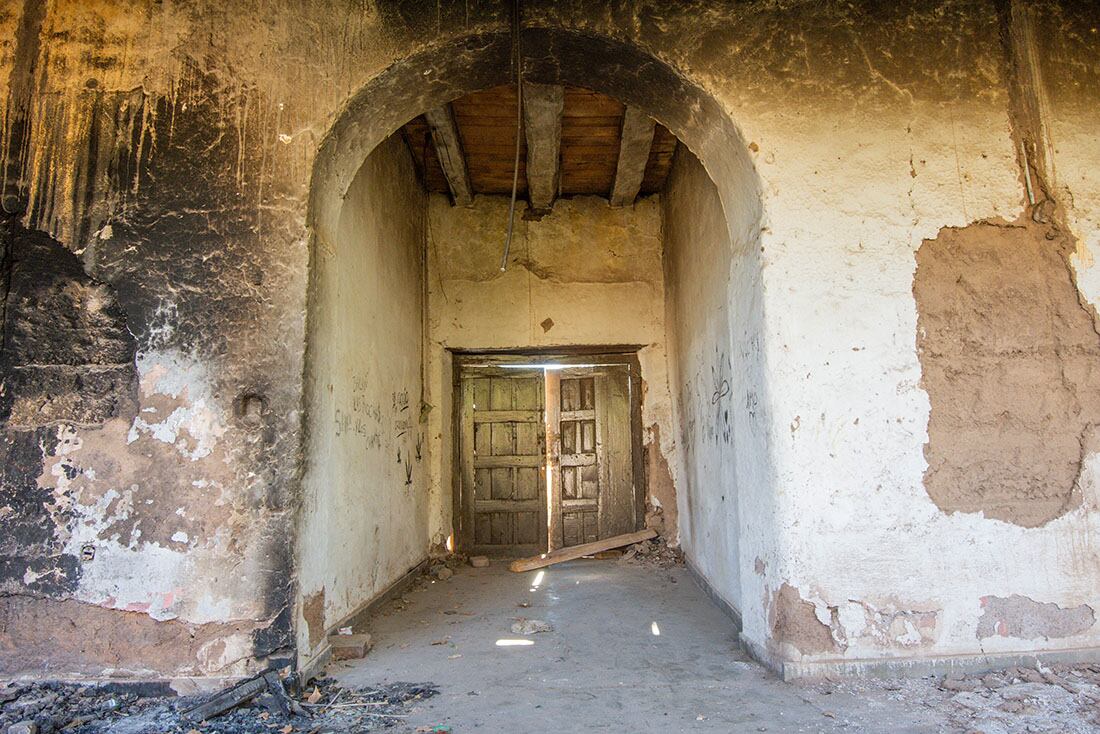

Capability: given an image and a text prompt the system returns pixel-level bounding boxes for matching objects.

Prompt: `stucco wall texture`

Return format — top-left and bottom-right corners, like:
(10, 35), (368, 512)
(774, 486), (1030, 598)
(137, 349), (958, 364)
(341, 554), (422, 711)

(296, 134), (428, 671)
(663, 148), (745, 616)
(0, 0), (1097, 681)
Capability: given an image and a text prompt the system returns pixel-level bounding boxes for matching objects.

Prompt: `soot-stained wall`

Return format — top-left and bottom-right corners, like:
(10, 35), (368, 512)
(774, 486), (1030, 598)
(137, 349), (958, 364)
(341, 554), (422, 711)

(1, 6), (304, 679)
(296, 134), (428, 669)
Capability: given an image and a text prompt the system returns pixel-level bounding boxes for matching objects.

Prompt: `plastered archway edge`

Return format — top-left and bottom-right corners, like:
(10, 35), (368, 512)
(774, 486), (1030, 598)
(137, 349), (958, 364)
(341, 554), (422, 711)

(300, 26), (773, 674)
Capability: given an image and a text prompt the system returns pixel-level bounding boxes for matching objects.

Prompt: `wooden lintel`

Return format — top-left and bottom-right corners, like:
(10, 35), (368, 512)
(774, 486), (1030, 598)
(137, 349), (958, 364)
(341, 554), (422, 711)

(508, 528), (657, 573)
(522, 83), (564, 211)
(609, 107), (656, 207)
(423, 104), (474, 206)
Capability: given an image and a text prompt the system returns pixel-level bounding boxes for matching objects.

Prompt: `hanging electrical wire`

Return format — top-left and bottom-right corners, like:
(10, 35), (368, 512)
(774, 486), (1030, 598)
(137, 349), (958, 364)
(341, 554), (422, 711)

(499, 0), (522, 272)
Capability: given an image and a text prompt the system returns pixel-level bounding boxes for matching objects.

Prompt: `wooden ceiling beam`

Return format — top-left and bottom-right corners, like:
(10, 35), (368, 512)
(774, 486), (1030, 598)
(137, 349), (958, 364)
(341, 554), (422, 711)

(609, 107), (656, 207)
(522, 83), (564, 211)
(423, 104), (474, 206)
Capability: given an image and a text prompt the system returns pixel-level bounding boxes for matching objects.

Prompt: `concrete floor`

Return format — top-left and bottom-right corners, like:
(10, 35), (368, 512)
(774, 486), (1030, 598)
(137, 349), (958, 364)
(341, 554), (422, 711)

(329, 560), (959, 733)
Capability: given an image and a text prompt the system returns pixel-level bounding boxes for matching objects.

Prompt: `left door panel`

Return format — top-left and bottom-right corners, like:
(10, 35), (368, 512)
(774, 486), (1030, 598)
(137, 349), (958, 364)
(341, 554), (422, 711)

(459, 368), (547, 557)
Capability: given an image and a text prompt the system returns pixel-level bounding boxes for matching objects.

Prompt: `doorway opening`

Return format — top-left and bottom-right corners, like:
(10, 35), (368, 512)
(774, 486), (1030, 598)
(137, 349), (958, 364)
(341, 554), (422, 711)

(299, 24), (767, 673)
(453, 352), (644, 558)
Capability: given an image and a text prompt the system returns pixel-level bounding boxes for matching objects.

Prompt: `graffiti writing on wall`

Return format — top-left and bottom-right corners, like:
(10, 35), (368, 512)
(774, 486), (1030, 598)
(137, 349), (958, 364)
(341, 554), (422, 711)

(334, 374), (383, 448)
(332, 377), (423, 489)
(391, 389), (422, 487)
(709, 346), (734, 445)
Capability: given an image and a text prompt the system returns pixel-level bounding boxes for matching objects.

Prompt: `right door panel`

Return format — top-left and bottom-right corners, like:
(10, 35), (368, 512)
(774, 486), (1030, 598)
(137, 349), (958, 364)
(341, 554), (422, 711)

(553, 365), (637, 548)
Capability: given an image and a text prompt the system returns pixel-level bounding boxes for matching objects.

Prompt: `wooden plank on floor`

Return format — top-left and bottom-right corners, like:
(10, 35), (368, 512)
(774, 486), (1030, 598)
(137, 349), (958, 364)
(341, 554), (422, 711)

(508, 528), (656, 573)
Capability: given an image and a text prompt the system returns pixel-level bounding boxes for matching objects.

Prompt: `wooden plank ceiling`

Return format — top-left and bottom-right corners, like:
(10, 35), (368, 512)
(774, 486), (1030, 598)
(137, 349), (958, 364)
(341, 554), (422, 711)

(401, 84), (678, 207)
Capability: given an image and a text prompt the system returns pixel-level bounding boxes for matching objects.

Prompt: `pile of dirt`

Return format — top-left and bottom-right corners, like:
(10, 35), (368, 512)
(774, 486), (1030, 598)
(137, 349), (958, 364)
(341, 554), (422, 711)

(620, 536), (683, 568)
(0, 678), (437, 734)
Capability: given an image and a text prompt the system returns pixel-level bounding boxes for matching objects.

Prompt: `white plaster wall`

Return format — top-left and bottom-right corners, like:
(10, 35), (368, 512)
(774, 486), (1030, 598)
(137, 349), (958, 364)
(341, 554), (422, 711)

(296, 135), (429, 665)
(732, 94), (1100, 664)
(1062, 110), (1100, 303)
(423, 194), (683, 547)
(663, 149), (744, 614)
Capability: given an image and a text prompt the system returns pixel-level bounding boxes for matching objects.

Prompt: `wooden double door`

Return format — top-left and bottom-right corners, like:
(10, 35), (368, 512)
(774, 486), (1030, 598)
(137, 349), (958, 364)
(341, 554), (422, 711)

(457, 360), (641, 557)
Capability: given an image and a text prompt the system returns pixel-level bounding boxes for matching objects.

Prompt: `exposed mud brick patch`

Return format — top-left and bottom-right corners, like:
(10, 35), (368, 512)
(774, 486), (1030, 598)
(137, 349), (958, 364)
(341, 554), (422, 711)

(976, 594), (1095, 641)
(303, 588), (326, 649)
(770, 583), (840, 656)
(0, 220), (137, 427)
(914, 220), (1100, 527)
(643, 423), (678, 540)
(0, 595), (259, 677)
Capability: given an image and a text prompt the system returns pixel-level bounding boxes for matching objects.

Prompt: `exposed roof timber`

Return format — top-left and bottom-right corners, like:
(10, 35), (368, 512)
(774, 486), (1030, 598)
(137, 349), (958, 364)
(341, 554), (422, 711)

(609, 107), (656, 207)
(522, 83), (564, 211)
(401, 86), (678, 199)
(423, 104), (474, 206)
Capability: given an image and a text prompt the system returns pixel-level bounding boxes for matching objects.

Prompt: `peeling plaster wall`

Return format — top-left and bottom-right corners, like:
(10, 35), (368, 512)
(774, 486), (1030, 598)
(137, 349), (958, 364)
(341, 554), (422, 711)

(914, 219), (1100, 528)
(1, 0), (1098, 679)
(662, 149), (756, 615)
(0, 220), (294, 677)
(296, 134), (428, 669)
(735, 2), (1100, 670)
(423, 194), (682, 545)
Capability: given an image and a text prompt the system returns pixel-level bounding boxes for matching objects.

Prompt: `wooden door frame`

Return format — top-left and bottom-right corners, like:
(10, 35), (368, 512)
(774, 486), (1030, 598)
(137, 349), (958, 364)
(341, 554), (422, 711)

(450, 347), (647, 555)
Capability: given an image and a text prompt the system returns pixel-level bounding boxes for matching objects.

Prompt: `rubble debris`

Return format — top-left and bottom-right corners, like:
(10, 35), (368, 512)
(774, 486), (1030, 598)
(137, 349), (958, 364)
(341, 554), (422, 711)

(509, 529), (657, 572)
(511, 618), (553, 635)
(469, 555), (490, 568)
(822, 663), (1100, 734)
(329, 633), (374, 660)
(619, 535), (684, 569)
(0, 678), (436, 733)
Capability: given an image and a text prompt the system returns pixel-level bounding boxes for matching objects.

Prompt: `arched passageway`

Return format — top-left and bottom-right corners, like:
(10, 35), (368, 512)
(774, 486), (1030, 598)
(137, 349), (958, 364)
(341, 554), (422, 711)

(298, 26), (772, 675)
